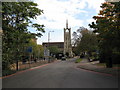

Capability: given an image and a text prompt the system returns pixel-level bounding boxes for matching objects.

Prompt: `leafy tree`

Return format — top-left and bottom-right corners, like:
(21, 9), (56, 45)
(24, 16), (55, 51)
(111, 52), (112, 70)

(72, 31), (79, 47)
(2, 2), (45, 71)
(72, 27), (98, 56)
(48, 46), (60, 55)
(77, 30), (98, 56)
(37, 45), (44, 58)
(89, 2), (120, 67)
(72, 27), (86, 55)
(27, 39), (44, 60)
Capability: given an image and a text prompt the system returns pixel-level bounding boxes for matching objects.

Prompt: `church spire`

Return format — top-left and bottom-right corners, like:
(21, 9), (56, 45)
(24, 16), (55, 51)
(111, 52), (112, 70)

(66, 19), (68, 29)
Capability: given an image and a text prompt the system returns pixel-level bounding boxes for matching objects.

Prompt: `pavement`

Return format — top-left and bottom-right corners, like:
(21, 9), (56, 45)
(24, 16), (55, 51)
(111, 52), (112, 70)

(10, 59), (57, 71)
(76, 58), (120, 76)
(2, 58), (118, 88)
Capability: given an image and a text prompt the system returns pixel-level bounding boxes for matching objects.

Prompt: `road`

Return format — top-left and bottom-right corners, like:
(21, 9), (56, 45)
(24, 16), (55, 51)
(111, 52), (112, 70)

(2, 58), (118, 88)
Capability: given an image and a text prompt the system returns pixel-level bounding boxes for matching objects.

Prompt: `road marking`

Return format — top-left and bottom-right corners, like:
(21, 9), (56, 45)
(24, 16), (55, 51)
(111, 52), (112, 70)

(0, 63), (49, 79)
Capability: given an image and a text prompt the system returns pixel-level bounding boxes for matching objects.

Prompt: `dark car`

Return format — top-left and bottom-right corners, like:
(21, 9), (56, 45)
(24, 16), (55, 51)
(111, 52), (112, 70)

(80, 53), (84, 58)
(61, 57), (66, 61)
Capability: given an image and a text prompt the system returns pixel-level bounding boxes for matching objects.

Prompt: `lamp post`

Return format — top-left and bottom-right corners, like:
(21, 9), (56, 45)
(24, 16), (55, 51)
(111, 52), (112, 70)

(48, 31), (54, 63)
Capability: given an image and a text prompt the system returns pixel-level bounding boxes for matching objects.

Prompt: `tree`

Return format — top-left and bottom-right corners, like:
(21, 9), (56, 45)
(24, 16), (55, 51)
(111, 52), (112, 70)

(72, 27), (86, 55)
(27, 39), (44, 60)
(37, 45), (44, 58)
(78, 30), (98, 57)
(72, 27), (98, 56)
(89, 1), (120, 67)
(72, 31), (79, 47)
(48, 46), (60, 55)
(2, 2), (45, 71)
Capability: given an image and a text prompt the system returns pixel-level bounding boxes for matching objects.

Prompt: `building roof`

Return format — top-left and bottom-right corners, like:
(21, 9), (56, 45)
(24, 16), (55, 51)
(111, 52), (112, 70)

(42, 42), (64, 48)
(43, 42), (64, 44)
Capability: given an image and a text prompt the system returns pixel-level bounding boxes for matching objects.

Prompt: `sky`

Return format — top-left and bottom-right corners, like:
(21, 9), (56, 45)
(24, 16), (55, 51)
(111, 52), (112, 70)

(30, 0), (105, 45)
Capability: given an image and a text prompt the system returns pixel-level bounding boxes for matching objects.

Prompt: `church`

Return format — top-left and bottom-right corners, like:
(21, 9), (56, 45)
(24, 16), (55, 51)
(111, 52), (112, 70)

(42, 20), (73, 57)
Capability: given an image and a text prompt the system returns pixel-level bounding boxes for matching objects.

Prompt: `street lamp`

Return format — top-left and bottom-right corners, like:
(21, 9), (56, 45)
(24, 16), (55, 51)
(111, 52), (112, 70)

(48, 31), (54, 63)
(48, 31), (54, 44)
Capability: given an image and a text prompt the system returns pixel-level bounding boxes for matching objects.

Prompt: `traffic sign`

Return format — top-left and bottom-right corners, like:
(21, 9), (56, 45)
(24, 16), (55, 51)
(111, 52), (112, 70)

(44, 48), (50, 56)
(26, 47), (32, 53)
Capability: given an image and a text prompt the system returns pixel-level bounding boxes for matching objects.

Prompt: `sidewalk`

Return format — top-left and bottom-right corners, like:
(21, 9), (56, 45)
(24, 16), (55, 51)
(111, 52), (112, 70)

(10, 59), (57, 71)
(77, 58), (120, 76)
(2, 59), (58, 77)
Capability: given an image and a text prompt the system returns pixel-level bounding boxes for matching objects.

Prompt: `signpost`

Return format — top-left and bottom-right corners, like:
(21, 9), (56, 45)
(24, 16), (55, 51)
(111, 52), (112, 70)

(26, 46), (32, 67)
(26, 46), (32, 53)
(44, 47), (50, 61)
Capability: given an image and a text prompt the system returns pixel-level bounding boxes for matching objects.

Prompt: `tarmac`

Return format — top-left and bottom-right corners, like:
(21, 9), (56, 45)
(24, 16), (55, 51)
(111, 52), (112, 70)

(6, 57), (120, 77)
(76, 58), (120, 76)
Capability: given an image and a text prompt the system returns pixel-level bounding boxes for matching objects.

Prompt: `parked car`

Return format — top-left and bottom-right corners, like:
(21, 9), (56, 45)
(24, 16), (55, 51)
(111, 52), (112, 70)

(80, 53), (84, 58)
(61, 57), (66, 61)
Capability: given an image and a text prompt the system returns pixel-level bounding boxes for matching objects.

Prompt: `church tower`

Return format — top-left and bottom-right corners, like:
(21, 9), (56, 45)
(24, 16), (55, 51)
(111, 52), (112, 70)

(64, 20), (72, 57)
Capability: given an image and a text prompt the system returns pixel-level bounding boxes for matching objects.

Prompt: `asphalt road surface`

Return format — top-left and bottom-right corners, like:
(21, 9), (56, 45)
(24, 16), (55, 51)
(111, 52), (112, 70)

(2, 58), (119, 88)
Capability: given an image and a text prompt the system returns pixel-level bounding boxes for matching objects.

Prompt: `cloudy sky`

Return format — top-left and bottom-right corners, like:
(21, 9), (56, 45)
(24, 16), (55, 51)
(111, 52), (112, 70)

(31, 0), (105, 44)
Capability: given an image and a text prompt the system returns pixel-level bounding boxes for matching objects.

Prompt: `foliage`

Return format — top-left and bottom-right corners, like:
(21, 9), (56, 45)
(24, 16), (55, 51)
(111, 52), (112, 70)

(75, 58), (82, 63)
(28, 40), (44, 59)
(72, 27), (86, 47)
(78, 30), (98, 54)
(72, 27), (98, 56)
(2, 2), (45, 71)
(89, 2), (120, 66)
(72, 27), (85, 55)
(48, 46), (60, 55)
(2, 69), (16, 76)
(37, 45), (44, 58)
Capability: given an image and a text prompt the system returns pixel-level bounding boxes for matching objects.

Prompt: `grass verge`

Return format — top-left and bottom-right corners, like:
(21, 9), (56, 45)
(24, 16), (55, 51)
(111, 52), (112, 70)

(2, 69), (17, 76)
(75, 58), (82, 63)
(96, 63), (120, 68)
